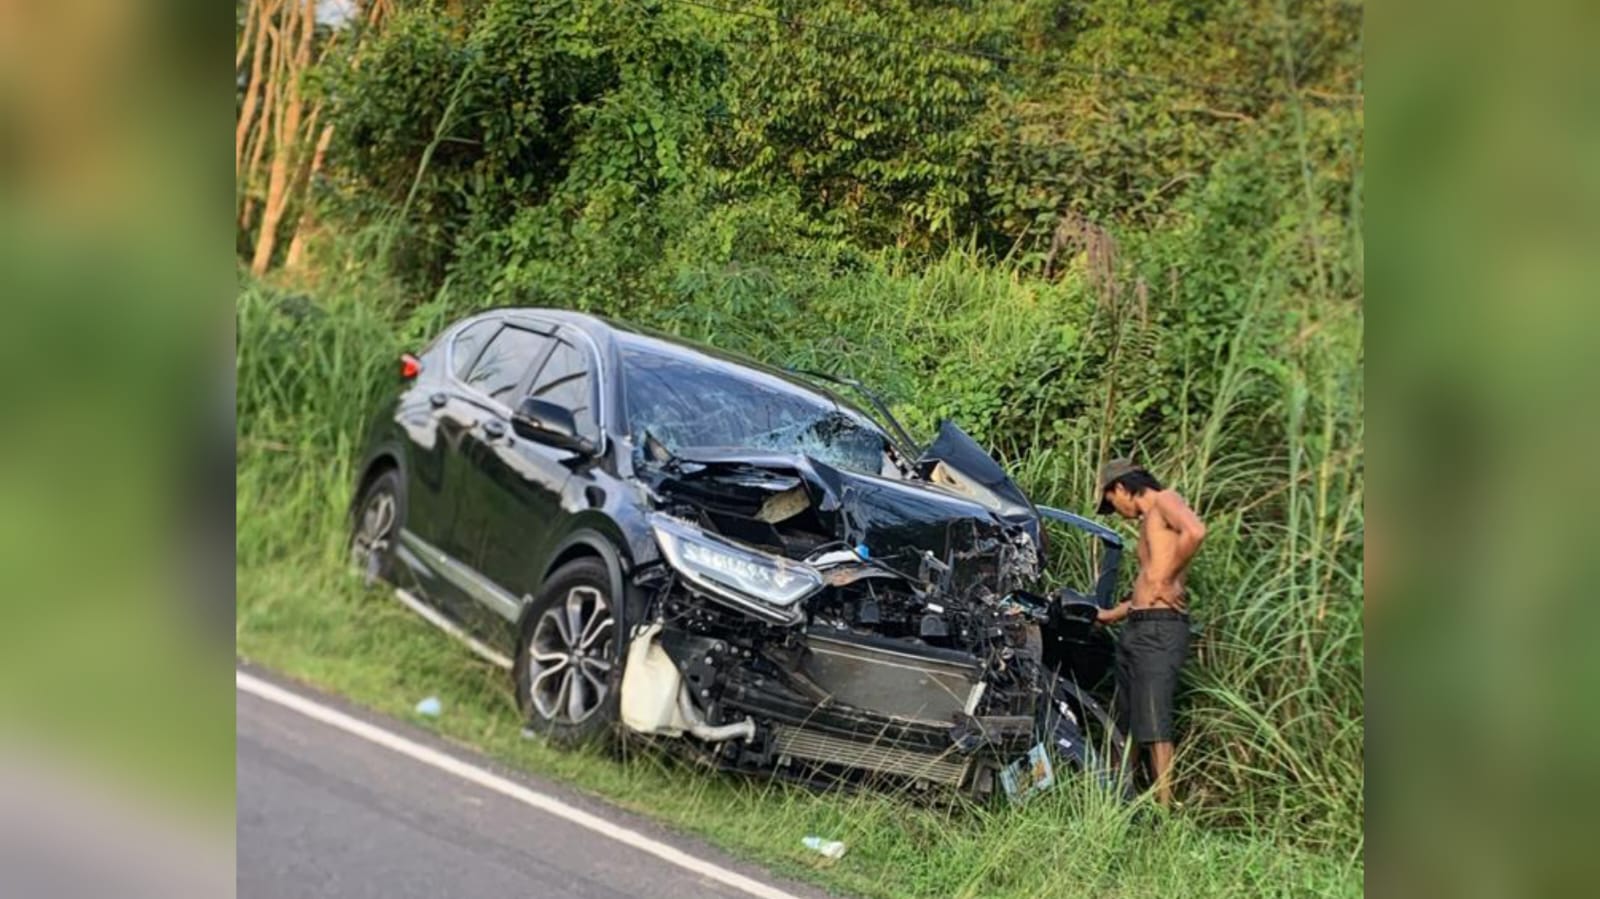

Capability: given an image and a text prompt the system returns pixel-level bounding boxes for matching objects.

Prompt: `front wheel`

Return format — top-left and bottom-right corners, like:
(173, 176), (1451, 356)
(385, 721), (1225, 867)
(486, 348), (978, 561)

(1040, 675), (1136, 801)
(514, 558), (619, 748)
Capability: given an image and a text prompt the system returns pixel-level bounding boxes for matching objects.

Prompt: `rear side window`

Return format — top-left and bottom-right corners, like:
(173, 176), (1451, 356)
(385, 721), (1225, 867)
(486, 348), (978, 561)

(528, 340), (596, 440)
(465, 327), (549, 404)
(451, 320), (500, 380)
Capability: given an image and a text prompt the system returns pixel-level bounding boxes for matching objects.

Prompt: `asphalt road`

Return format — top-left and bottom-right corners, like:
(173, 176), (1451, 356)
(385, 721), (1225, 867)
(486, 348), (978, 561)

(237, 667), (836, 899)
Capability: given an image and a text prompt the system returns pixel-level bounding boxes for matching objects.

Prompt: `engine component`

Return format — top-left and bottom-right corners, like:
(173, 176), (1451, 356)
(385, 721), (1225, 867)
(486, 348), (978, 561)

(676, 688), (756, 743)
(800, 629), (981, 726)
(774, 725), (970, 786)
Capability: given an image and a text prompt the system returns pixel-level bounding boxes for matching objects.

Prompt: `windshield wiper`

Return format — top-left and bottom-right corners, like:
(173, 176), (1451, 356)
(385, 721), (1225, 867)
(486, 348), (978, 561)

(785, 367), (921, 459)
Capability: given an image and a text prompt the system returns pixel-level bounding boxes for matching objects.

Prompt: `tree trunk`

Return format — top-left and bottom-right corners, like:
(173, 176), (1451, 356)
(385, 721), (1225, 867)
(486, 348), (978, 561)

(285, 119), (334, 270)
(240, 5), (284, 233)
(251, 0), (314, 275)
(237, 0), (281, 233)
(235, 0), (274, 176)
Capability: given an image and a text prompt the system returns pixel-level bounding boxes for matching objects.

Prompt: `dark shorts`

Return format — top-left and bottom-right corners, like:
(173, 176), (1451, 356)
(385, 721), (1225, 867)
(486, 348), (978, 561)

(1116, 608), (1191, 744)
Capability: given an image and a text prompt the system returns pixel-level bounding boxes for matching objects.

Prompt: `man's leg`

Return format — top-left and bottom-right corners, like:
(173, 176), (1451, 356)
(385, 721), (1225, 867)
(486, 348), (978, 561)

(1147, 617), (1188, 808)
(1113, 634), (1141, 788)
(1150, 740), (1175, 806)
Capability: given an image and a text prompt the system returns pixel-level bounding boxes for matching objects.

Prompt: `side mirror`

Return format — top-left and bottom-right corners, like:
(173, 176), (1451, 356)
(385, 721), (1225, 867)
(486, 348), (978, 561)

(511, 398), (595, 455)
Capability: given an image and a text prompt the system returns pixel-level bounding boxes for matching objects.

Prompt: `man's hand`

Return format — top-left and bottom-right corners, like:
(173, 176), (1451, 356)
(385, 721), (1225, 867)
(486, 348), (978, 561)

(1097, 600), (1131, 625)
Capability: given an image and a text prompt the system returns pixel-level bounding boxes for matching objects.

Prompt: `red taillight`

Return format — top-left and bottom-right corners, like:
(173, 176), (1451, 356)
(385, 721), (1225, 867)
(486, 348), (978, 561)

(400, 353), (422, 380)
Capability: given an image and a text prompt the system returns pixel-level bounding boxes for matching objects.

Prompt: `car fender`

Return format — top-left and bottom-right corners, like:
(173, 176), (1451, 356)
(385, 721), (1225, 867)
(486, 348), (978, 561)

(530, 521), (649, 641)
(351, 439), (407, 516)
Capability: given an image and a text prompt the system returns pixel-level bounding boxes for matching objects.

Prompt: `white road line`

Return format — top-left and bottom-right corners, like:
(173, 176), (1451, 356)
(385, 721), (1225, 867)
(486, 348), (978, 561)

(236, 670), (808, 899)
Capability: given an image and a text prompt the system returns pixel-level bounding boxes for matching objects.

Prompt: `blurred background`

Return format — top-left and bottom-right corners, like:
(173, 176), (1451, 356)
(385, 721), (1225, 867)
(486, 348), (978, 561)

(1371, 1), (1600, 897)
(0, 0), (235, 896)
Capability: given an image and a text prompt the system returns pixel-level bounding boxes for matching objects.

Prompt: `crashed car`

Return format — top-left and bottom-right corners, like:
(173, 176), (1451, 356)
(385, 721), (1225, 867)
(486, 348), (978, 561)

(350, 308), (1131, 799)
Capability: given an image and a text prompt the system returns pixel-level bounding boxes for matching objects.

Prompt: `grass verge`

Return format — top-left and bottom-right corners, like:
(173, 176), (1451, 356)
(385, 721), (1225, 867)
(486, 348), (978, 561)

(237, 544), (1361, 899)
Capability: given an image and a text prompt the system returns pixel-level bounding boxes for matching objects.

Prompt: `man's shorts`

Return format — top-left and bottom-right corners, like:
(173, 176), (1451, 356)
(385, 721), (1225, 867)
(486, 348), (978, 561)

(1115, 608), (1191, 744)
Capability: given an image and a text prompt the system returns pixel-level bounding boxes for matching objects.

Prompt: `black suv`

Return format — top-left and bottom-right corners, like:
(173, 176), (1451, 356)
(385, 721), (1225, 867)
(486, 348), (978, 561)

(351, 309), (1129, 797)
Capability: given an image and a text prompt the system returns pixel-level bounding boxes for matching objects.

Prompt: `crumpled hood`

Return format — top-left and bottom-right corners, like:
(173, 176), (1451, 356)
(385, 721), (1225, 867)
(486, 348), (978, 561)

(643, 448), (1040, 592)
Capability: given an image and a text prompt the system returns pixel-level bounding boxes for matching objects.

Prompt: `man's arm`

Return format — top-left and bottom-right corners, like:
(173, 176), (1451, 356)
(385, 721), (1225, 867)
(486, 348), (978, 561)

(1097, 598), (1133, 624)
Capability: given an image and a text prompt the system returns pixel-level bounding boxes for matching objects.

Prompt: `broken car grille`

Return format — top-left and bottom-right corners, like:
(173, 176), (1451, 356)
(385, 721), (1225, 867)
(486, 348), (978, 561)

(773, 725), (971, 786)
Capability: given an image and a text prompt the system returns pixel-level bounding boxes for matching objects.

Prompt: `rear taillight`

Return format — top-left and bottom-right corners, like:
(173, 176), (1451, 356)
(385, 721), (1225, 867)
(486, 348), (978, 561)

(400, 353), (422, 380)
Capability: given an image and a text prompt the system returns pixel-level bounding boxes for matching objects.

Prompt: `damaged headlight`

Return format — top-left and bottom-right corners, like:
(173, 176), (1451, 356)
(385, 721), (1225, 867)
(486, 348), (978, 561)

(649, 514), (823, 625)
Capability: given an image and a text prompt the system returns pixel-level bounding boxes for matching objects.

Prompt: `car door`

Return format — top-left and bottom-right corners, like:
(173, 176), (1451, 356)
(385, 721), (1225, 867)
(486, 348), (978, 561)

(401, 316), (503, 555)
(425, 323), (557, 630)
(456, 329), (601, 630)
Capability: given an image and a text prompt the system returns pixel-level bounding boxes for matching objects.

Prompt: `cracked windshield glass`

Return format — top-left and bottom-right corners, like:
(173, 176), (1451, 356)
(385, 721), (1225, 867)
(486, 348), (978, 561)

(620, 341), (892, 476)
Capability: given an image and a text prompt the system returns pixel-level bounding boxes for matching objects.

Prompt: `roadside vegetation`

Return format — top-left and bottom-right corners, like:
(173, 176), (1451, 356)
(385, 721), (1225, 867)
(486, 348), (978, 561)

(237, 1), (1362, 895)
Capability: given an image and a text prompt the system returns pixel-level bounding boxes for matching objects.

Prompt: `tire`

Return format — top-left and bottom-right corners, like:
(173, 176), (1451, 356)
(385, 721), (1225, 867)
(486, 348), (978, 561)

(1040, 675), (1136, 801)
(514, 558), (620, 747)
(349, 468), (405, 586)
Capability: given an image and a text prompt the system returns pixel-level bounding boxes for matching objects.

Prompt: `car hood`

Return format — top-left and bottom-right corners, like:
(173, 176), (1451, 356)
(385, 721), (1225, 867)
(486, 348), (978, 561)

(641, 445), (1040, 593)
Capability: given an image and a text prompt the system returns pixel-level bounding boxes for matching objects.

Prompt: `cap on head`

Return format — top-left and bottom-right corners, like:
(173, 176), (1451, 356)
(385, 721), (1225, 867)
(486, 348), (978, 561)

(1097, 458), (1144, 514)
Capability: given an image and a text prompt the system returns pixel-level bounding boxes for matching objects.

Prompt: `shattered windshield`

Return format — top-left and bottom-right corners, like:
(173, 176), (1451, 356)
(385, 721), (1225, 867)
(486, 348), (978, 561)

(619, 338), (893, 476)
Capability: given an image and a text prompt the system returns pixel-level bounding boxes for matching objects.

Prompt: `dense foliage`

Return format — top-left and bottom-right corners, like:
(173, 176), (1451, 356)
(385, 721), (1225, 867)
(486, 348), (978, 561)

(239, 0), (1363, 858)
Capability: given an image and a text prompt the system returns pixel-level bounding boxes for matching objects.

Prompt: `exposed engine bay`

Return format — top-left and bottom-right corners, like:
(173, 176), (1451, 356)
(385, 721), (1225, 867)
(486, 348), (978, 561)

(619, 421), (1126, 797)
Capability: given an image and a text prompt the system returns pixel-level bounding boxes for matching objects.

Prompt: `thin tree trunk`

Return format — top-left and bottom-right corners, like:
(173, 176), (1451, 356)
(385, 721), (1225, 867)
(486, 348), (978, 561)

(251, 0), (315, 275)
(285, 118), (334, 269)
(236, 6), (253, 70)
(240, 9), (283, 232)
(235, 0), (276, 176)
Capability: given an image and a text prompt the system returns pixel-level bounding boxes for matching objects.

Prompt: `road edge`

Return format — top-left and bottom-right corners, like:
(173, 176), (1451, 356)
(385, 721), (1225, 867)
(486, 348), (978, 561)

(236, 663), (839, 899)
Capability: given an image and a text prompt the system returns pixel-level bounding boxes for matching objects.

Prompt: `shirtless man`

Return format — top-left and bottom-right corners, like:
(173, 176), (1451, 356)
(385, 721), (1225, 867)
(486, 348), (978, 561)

(1093, 459), (1207, 807)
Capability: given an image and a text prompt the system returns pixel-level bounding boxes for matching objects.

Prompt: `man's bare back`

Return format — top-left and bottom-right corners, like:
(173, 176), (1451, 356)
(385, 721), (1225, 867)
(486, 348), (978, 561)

(1130, 490), (1204, 612)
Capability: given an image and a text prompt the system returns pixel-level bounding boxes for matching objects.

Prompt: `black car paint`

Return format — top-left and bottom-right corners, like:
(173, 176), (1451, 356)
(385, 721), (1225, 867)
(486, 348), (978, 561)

(358, 311), (644, 653)
(354, 307), (1121, 670)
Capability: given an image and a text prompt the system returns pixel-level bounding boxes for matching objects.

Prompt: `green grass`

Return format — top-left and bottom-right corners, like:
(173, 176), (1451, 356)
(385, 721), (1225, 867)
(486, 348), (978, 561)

(237, 543), (1360, 899)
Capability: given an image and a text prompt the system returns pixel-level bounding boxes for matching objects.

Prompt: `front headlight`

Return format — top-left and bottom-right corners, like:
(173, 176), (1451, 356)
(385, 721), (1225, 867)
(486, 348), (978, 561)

(650, 513), (822, 625)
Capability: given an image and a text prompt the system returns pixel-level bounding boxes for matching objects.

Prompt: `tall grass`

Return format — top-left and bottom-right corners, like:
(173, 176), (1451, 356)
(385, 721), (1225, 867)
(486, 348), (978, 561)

(237, 227), (1363, 866)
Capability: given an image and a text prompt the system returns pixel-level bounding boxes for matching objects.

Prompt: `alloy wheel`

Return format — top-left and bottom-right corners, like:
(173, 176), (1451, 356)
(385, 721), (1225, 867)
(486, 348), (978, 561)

(351, 488), (397, 583)
(527, 586), (614, 724)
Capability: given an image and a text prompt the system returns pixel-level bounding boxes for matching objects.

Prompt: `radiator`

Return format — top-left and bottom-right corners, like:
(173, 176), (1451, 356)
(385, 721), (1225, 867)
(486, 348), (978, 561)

(800, 630), (983, 726)
(773, 725), (971, 786)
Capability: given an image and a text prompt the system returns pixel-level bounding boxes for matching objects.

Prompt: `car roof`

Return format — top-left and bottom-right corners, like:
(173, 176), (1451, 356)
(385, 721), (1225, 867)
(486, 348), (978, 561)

(482, 307), (883, 428)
